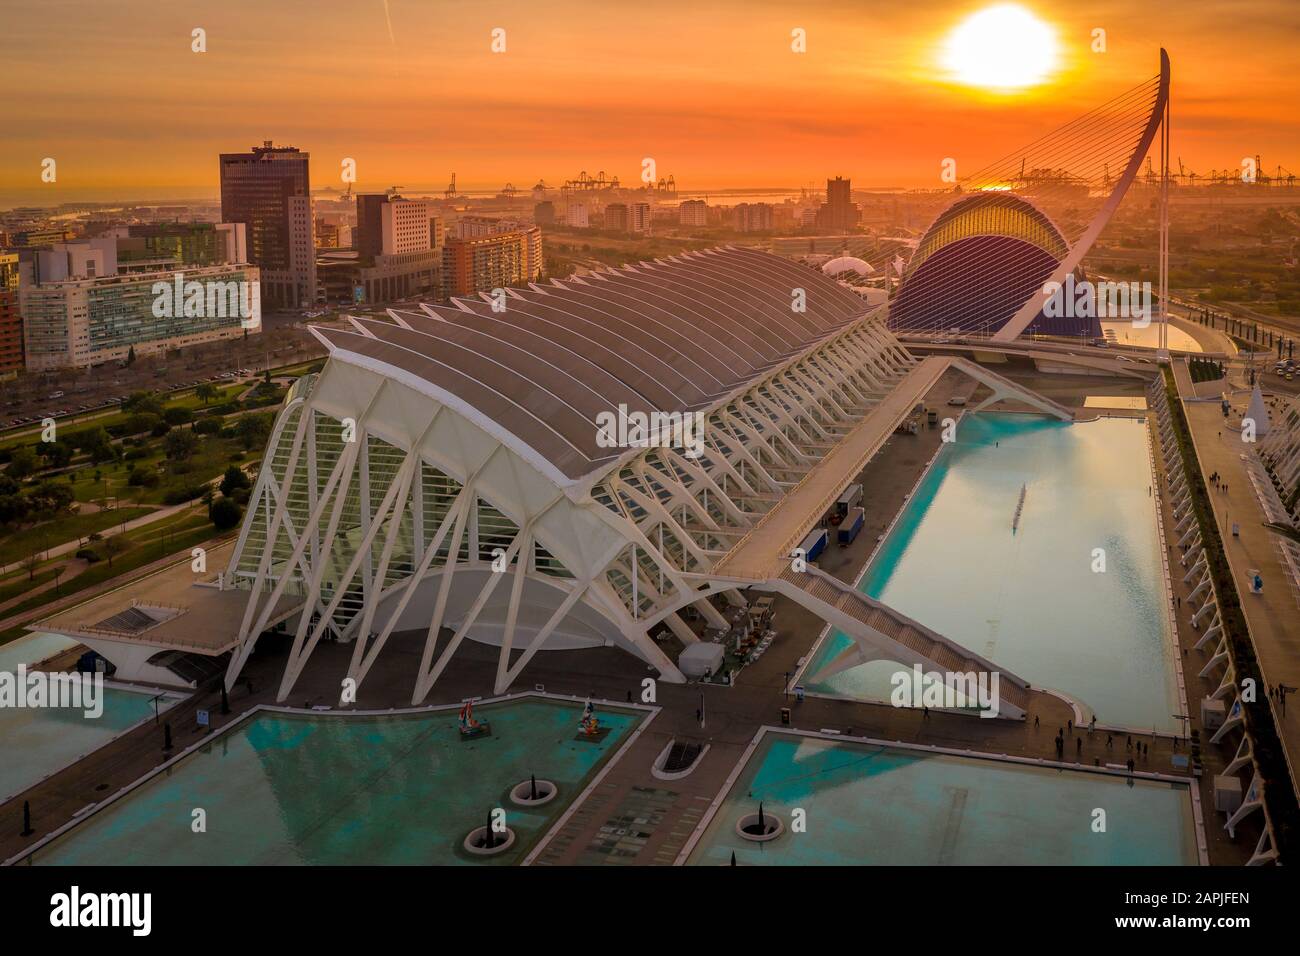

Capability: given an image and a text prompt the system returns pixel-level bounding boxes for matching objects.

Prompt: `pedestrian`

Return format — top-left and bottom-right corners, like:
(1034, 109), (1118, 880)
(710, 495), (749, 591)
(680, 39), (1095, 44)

(922, 704), (929, 720)
(1106, 734), (1113, 749)
(1126, 735), (1133, 751)
(1034, 714), (1040, 728)
(1067, 719), (1072, 735)
(1127, 757), (1135, 773)
(1076, 737), (1082, 757)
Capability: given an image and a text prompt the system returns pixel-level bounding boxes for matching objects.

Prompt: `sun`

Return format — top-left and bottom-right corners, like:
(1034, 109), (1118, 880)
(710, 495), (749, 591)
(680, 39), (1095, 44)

(940, 4), (1059, 92)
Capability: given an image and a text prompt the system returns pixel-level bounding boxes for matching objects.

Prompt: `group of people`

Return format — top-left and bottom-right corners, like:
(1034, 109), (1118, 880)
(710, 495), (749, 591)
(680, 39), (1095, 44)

(1208, 470), (1229, 494)
(1039, 714), (1153, 773)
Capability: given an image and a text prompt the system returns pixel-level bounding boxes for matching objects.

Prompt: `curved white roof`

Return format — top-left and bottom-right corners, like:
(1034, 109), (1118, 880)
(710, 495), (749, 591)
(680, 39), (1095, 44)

(822, 255), (875, 277)
(312, 246), (868, 481)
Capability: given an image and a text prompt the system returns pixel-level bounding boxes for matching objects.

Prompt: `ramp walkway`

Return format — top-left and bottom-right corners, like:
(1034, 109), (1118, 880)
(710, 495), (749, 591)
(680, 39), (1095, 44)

(702, 355), (1071, 719)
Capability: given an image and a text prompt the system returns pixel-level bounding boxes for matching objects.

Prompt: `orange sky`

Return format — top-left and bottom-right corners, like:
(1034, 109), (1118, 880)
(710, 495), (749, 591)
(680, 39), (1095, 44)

(2, 0), (1298, 202)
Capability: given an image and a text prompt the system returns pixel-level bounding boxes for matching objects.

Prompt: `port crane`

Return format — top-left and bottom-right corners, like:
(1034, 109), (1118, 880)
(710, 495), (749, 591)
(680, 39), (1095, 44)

(562, 170), (621, 194)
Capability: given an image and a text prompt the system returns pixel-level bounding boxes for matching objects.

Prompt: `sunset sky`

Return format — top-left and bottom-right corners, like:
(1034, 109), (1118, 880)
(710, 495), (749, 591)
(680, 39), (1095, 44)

(2, 0), (1298, 203)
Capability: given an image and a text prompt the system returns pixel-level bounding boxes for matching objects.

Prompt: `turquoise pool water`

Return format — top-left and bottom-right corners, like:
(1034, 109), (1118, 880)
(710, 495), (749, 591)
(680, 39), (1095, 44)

(806, 413), (1180, 731)
(688, 734), (1199, 865)
(1, 632), (177, 802)
(0, 632), (78, 672)
(25, 697), (642, 865)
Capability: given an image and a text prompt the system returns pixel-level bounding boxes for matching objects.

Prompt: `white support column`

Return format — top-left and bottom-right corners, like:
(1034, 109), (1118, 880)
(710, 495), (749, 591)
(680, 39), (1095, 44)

(349, 482), (472, 690)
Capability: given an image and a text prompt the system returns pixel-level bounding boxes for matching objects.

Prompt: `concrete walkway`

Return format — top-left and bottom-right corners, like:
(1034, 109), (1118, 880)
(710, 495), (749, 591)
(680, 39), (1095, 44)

(0, 558), (88, 617)
(1182, 397), (1300, 796)
(0, 500), (201, 579)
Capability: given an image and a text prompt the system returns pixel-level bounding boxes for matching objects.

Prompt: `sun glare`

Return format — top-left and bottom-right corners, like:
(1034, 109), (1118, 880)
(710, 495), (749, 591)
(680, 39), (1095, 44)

(941, 4), (1059, 92)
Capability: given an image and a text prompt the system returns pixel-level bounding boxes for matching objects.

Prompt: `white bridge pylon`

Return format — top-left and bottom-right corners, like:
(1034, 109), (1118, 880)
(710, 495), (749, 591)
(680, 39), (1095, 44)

(770, 566), (1031, 719)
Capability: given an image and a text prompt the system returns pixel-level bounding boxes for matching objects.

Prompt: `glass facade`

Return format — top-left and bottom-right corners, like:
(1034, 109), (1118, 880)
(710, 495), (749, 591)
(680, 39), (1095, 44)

(235, 381), (573, 640)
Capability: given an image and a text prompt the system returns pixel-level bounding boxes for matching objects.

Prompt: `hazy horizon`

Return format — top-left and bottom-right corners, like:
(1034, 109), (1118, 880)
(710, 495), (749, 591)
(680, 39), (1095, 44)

(3, 0), (1298, 204)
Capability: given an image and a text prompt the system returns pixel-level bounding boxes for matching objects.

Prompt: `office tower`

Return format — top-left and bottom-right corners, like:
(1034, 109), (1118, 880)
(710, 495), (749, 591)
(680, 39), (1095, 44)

(679, 199), (708, 227)
(219, 141), (316, 308)
(629, 202), (652, 234)
(350, 194), (441, 303)
(604, 203), (629, 231)
(816, 176), (860, 233)
(733, 203), (774, 232)
(19, 239), (259, 370)
(441, 227), (543, 298)
(565, 203), (589, 228)
(0, 253), (22, 378)
(118, 222), (248, 267)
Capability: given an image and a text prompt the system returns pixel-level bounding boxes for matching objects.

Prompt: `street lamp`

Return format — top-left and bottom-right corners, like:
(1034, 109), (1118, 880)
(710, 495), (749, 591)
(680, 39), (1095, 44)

(1172, 712), (1189, 748)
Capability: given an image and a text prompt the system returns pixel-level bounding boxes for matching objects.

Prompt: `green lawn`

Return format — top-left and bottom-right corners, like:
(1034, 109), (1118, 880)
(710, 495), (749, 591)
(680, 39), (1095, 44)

(270, 359), (325, 379)
(0, 507), (153, 566)
(64, 435), (259, 506)
(0, 566), (60, 605)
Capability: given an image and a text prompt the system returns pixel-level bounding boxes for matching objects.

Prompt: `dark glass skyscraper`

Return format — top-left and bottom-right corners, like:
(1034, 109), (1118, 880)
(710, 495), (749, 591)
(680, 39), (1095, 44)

(219, 142), (316, 308)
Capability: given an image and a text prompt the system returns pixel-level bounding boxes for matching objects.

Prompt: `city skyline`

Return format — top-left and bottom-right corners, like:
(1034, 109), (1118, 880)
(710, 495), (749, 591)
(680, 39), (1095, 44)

(2, 0), (1298, 205)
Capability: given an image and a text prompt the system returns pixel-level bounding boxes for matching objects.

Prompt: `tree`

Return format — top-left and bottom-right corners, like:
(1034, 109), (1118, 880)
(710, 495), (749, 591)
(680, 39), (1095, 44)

(210, 496), (242, 530)
(128, 465), (159, 488)
(82, 427), (117, 464)
(28, 481), (74, 516)
(102, 535), (127, 569)
(7, 447), (37, 479)
(163, 406), (194, 426)
(235, 413), (272, 450)
(220, 465), (251, 497)
(0, 492), (30, 524)
(21, 550), (40, 581)
(163, 428), (200, 461)
(36, 440), (72, 470)
(195, 383), (218, 405)
(122, 392), (164, 416)
(123, 412), (162, 436)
